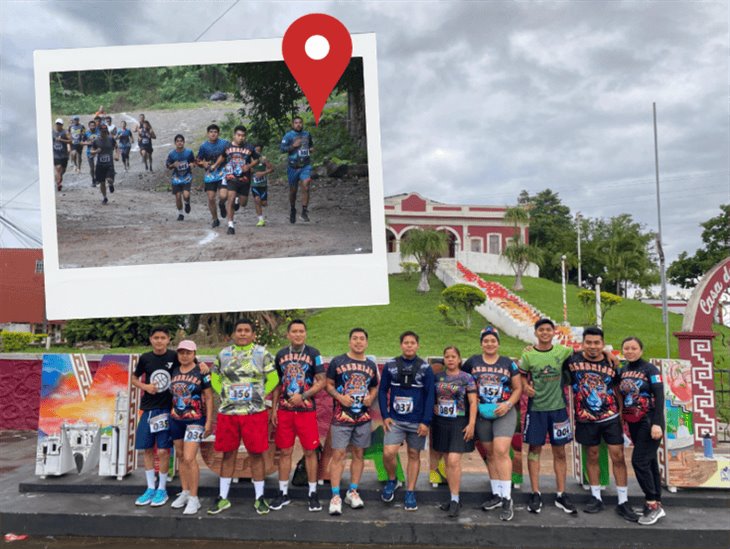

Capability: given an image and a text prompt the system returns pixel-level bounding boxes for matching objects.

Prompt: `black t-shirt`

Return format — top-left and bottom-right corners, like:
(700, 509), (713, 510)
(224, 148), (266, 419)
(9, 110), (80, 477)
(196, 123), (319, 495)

(134, 350), (177, 410)
(170, 364), (211, 421)
(274, 345), (324, 412)
(326, 354), (379, 425)
(92, 136), (116, 165)
(562, 352), (620, 423)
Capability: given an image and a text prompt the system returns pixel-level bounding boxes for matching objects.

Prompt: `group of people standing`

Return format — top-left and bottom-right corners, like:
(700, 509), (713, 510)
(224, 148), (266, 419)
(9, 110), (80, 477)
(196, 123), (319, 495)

(52, 112), (314, 232)
(130, 317), (666, 527)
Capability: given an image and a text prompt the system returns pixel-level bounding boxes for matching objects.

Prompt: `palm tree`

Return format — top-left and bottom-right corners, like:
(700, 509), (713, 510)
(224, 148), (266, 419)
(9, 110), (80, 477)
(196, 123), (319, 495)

(503, 206), (543, 291)
(400, 228), (449, 292)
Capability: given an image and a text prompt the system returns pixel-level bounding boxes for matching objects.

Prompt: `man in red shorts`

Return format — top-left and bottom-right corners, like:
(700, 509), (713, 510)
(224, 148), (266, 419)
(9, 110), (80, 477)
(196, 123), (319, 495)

(208, 319), (276, 516)
(270, 319), (326, 512)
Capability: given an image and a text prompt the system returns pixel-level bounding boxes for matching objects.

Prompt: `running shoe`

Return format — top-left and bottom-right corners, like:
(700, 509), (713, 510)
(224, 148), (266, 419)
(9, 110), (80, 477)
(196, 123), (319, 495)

(345, 489), (364, 509)
(171, 491), (190, 509)
(499, 498), (514, 522)
(404, 491), (418, 511)
(429, 469), (445, 487)
(150, 489), (168, 507)
(234, 197), (240, 211)
(177, 214), (184, 221)
(227, 226), (235, 235)
(615, 502), (639, 523)
(381, 479), (397, 503)
(135, 488), (155, 506)
(183, 496), (201, 515)
(184, 202), (191, 214)
(290, 208), (296, 224)
(528, 492), (543, 514)
(219, 202), (227, 218)
(481, 493), (502, 511)
(102, 197), (108, 205)
(300, 208), (310, 222)
(447, 500), (461, 518)
(638, 504), (665, 526)
(109, 183), (114, 193)
(212, 219), (220, 228)
(439, 501), (451, 511)
(555, 493), (578, 514)
(583, 496), (605, 514)
(308, 492), (322, 512)
(207, 496), (231, 515)
(329, 495), (342, 515)
(254, 496), (270, 515)
(269, 491), (291, 511)
(256, 218), (266, 227)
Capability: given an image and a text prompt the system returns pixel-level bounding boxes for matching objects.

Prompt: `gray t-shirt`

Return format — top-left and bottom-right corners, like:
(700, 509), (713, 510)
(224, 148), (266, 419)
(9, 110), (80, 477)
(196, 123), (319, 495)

(52, 130), (69, 159)
(92, 136), (116, 165)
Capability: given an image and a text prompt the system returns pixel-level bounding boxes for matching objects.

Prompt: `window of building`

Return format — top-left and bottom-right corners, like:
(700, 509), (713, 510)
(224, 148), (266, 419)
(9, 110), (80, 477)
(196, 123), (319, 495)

(470, 238), (483, 253)
(488, 234), (501, 255)
(35, 260), (43, 273)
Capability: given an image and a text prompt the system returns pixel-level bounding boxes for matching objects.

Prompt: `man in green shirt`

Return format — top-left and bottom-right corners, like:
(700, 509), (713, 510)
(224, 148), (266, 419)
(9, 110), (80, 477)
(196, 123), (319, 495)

(519, 318), (577, 515)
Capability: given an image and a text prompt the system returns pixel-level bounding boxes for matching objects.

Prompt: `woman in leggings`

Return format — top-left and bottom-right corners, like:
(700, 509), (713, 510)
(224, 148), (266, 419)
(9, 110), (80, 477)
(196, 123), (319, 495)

(619, 336), (665, 525)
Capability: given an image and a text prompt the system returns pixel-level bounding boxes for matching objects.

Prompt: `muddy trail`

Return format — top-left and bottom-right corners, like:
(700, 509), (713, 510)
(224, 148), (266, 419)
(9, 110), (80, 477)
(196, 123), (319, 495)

(54, 105), (372, 269)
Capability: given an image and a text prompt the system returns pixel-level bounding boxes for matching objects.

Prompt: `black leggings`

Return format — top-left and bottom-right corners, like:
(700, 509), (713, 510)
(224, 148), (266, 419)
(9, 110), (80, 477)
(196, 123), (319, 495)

(628, 417), (662, 501)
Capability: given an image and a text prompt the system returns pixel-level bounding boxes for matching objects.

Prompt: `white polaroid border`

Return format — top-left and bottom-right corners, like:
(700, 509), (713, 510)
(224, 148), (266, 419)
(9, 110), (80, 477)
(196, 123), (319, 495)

(35, 34), (388, 319)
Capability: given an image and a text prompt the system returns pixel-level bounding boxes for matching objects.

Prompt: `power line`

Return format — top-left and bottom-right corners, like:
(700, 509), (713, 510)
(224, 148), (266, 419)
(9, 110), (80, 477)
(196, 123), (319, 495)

(0, 178), (39, 208)
(194, 0), (240, 42)
(0, 214), (42, 246)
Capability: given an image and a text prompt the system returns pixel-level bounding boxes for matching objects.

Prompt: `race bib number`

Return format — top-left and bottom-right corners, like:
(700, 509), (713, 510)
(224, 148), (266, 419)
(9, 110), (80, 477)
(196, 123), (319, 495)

(141, 138), (150, 145)
(253, 175), (266, 185)
(99, 154), (111, 163)
(553, 419), (572, 441)
(350, 392), (366, 413)
(478, 383), (501, 403)
(437, 398), (457, 418)
(184, 424), (205, 443)
(229, 383), (252, 403)
(54, 142), (64, 151)
(148, 413), (169, 433)
(176, 161), (189, 172)
(297, 147), (310, 158)
(393, 396), (414, 415)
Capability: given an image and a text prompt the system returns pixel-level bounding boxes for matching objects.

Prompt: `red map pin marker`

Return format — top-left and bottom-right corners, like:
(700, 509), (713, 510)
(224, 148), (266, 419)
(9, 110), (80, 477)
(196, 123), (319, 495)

(282, 14), (353, 126)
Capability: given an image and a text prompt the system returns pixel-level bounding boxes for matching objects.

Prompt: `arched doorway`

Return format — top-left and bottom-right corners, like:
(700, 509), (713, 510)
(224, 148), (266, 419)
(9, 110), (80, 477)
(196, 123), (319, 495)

(385, 228), (397, 253)
(436, 227), (459, 258)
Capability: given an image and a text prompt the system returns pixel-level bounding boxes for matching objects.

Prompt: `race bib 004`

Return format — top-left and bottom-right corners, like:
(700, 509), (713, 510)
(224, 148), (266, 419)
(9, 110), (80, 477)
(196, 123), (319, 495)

(229, 383), (252, 403)
(149, 413), (169, 433)
(437, 398), (457, 418)
(553, 419), (572, 441)
(393, 396), (414, 415)
(184, 424), (205, 443)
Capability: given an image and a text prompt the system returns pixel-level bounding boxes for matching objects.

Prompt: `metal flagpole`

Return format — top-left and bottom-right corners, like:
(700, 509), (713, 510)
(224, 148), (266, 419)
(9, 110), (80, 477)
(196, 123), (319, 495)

(653, 103), (671, 358)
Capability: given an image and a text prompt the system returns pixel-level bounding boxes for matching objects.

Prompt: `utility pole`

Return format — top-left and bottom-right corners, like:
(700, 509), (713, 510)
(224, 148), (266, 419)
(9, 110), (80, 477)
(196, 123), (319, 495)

(653, 102), (671, 358)
(576, 212), (583, 288)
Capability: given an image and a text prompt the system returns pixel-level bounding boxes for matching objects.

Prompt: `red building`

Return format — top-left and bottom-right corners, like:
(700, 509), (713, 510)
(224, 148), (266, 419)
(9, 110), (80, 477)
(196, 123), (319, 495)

(384, 193), (538, 276)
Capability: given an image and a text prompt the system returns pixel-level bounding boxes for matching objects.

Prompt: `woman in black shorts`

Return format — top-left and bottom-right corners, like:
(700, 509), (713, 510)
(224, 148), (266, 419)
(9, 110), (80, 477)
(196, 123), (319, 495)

(139, 120), (156, 171)
(619, 336), (666, 525)
(463, 326), (522, 521)
(431, 346), (477, 517)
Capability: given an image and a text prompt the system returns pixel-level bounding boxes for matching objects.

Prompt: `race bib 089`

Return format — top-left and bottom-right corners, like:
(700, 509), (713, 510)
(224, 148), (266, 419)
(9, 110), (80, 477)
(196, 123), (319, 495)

(437, 398), (457, 418)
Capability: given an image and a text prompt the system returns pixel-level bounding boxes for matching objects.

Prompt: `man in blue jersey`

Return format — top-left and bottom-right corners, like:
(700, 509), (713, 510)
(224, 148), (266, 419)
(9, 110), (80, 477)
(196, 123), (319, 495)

(378, 331), (435, 511)
(196, 124), (229, 228)
(166, 134), (196, 221)
(280, 116), (314, 224)
(215, 126), (259, 235)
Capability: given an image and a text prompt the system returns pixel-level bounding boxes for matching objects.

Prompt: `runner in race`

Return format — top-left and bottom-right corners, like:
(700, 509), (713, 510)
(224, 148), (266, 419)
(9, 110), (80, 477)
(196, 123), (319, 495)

(130, 326), (177, 508)
(82, 120), (100, 187)
(165, 134), (195, 221)
(378, 330), (434, 511)
(168, 340), (213, 515)
(250, 144), (274, 227)
(463, 327), (522, 521)
(134, 113), (146, 144)
(52, 118), (71, 192)
(90, 124), (119, 205)
(270, 319), (326, 512)
(68, 116), (85, 173)
(563, 326), (639, 522)
(208, 319), (277, 516)
(196, 124), (229, 228)
(431, 346), (477, 518)
(618, 337), (666, 526)
(280, 116), (314, 224)
(325, 328), (379, 516)
(116, 121), (133, 171)
(105, 115), (117, 137)
(139, 120), (156, 171)
(216, 125), (259, 235)
(519, 318), (577, 515)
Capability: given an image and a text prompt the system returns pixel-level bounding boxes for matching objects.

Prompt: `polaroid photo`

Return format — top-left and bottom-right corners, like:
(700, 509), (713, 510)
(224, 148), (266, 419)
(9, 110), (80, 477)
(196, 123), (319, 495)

(35, 34), (387, 319)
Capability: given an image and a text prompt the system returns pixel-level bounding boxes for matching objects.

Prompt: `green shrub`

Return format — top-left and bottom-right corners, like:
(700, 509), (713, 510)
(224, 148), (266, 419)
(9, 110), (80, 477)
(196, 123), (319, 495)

(441, 284), (487, 329)
(0, 331), (46, 352)
(578, 290), (623, 325)
(400, 262), (419, 280)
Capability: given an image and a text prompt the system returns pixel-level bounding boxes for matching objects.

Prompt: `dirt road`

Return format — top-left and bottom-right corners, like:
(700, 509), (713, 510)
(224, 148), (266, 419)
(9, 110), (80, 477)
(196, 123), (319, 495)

(54, 106), (372, 269)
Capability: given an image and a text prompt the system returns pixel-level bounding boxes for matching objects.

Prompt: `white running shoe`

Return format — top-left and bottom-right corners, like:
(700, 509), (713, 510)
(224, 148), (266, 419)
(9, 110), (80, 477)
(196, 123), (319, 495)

(345, 489), (364, 509)
(171, 491), (190, 509)
(183, 496), (201, 515)
(329, 495), (342, 515)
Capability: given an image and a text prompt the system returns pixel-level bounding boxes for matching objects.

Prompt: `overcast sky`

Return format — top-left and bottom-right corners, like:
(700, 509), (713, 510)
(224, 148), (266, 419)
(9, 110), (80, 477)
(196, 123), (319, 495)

(1, 1), (728, 268)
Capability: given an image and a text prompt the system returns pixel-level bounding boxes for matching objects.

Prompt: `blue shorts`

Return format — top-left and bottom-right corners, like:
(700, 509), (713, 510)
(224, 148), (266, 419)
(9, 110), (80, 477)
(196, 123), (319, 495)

(523, 407), (572, 446)
(287, 164), (312, 186)
(169, 417), (206, 443)
(135, 409), (173, 450)
(251, 186), (268, 201)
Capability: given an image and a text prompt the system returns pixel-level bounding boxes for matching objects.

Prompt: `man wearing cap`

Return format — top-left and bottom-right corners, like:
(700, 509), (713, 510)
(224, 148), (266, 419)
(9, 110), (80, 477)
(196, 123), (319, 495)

(90, 124), (119, 205)
(68, 116), (86, 173)
(52, 119), (71, 191)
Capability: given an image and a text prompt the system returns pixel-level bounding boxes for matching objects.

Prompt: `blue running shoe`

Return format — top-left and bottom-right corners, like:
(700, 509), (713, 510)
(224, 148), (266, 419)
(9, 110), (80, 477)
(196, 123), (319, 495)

(135, 488), (155, 506)
(150, 489), (168, 507)
(381, 479), (397, 503)
(404, 491), (418, 511)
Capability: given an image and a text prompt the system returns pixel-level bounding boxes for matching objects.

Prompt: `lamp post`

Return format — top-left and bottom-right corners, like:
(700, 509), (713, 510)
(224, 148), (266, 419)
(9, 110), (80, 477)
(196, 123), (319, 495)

(576, 212), (583, 288)
(561, 254), (568, 325)
(595, 276), (603, 329)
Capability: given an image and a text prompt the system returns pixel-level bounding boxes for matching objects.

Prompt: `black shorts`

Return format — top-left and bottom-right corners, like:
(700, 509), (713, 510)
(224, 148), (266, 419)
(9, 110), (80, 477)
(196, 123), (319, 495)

(171, 183), (191, 193)
(226, 176), (250, 196)
(204, 181), (221, 192)
(95, 163), (115, 183)
(54, 157), (68, 169)
(431, 415), (475, 454)
(71, 144), (83, 154)
(140, 144), (153, 154)
(575, 417), (623, 446)
(251, 186), (268, 201)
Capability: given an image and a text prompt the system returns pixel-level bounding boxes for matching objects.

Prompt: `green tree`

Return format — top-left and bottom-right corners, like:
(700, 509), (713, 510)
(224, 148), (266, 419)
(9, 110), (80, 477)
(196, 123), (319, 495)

(578, 290), (623, 325)
(503, 206), (543, 291)
(400, 229), (449, 293)
(64, 316), (185, 348)
(668, 204), (730, 288)
(441, 284), (487, 329)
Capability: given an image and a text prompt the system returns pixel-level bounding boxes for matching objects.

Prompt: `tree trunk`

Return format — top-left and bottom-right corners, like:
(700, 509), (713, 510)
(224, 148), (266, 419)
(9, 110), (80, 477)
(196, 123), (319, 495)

(512, 270), (525, 291)
(417, 268), (430, 293)
(347, 87), (367, 150)
(77, 71), (83, 94)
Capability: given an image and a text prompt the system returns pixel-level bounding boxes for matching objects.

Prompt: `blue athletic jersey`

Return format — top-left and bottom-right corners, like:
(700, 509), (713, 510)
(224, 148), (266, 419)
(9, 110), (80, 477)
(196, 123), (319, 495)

(378, 356), (435, 426)
(85, 129), (100, 157)
(166, 148), (195, 178)
(280, 130), (314, 167)
(197, 139), (230, 163)
(117, 129), (132, 148)
(69, 124), (85, 145)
